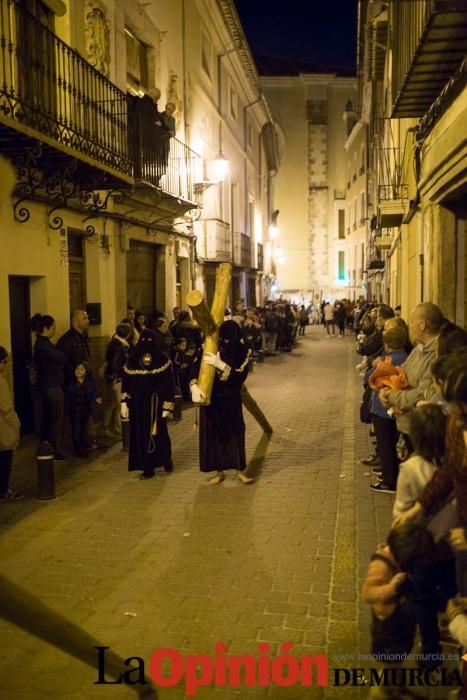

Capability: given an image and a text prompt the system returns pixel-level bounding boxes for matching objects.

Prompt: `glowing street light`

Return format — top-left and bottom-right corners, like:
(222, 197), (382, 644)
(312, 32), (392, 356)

(212, 151), (229, 182)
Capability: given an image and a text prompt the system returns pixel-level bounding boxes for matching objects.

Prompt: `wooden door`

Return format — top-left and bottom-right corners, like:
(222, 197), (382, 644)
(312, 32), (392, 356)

(8, 276), (34, 435)
(126, 240), (156, 317)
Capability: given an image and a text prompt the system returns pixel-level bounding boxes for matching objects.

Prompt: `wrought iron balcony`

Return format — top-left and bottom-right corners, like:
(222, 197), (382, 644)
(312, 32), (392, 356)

(130, 110), (201, 204)
(257, 242), (264, 271)
(0, 0), (201, 209)
(373, 228), (393, 250)
(0, 0), (132, 182)
(391, 0), (467, 117)
(378, 183), (408, 228)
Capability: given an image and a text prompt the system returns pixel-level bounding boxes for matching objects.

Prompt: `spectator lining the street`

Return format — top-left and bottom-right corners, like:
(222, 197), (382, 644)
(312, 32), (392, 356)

(0, 346), (23, 501)
(362, 523), (435, 663)
(56, 309), (91, 386)
(67, 362), (102, 458)
(379, 302), (445, 453)
(101, 323), (132, 441)
(366, 325), (408, 493)
(393, 358), (467, 594)
(393, 404), (457, 668)
(31, 314), (67, 461)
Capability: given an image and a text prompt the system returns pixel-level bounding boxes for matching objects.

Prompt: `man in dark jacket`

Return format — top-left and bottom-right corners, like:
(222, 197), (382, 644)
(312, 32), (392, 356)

(56, 310), (91, 386)
(101, 323), (131, 440)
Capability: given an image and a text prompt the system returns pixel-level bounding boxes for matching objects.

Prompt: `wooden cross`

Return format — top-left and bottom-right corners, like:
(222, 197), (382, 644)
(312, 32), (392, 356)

(186, 263), (272, 433)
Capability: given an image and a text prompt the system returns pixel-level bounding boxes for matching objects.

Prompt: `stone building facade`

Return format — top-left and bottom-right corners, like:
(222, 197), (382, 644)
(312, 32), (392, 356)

(260, 60), (355, 301)
(0, 0), (278, 433)
(356, 0), (467, 321)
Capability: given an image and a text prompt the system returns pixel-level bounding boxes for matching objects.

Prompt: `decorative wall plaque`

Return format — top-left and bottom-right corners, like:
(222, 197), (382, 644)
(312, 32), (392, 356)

(85, 0), (111, 77)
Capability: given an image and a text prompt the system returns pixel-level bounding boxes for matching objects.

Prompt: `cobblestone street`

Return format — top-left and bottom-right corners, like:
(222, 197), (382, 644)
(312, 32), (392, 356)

(1, 328), (399, 699)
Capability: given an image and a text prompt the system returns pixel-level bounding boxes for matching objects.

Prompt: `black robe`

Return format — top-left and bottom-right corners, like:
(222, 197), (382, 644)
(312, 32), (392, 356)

(122, 332), (175, 476)
(192, 335), (250, 473)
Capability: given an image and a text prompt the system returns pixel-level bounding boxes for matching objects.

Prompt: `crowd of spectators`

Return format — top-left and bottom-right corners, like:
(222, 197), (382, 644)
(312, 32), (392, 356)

(355, 300), (467, 694)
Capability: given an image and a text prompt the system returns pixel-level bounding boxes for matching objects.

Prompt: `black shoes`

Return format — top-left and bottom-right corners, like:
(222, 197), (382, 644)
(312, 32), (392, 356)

(361, 454), (380, 466)
(54, 453), (67, 461)
(139, 473), (155, 480)
(370, 482), (396, 494)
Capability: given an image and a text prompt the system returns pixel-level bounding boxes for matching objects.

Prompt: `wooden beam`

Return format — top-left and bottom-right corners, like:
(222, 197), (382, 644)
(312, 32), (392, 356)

(186, 263), (232, 405)
(186, 290), (217, 336)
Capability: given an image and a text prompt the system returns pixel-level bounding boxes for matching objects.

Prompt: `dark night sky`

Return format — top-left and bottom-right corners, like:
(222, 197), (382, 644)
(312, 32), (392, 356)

(234, 0), (358, 71)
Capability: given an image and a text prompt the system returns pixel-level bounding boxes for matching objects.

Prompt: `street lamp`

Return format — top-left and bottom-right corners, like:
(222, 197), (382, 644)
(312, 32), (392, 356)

(212, 151), (229, 183)
(268, 224), (279, 240)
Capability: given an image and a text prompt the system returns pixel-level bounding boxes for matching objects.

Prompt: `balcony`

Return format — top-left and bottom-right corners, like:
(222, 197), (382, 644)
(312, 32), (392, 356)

(257, 242), (264, 271)
(347, 181), (351, 190)
(392, 0), (467, 117)
(131, 112), (201, 204)
(334, 189), (346, 200)
(374, 229), (394, 250)
(359, 165), (365, 175)
(204, 219), (231, 261)
(352, 173), (357, 182)
(0, 0), (200, 218)
(378, 184), (408, 228)
(0, 0), (132, 186)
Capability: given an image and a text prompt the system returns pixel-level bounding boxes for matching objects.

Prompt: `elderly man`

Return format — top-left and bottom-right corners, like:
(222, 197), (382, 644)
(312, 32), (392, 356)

(379, 302), (445, 450)
(57, 310), (91, 386)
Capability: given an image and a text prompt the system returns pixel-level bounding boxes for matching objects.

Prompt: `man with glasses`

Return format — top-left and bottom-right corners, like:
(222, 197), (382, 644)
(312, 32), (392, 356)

(379, 302), (446, 454)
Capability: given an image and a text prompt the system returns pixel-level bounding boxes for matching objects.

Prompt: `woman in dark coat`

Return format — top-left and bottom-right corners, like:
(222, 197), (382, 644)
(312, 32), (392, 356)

(190, 320), (253, 485)
(122, 330), (175, 479)
(31, 314), (67, 459)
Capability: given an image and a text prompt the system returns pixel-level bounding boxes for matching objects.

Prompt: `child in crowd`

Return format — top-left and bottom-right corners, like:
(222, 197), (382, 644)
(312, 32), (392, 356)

(67, 362), (102, 457)
(365, 325), (408, 493)
(394, 404), (457, 667)
(362, 523), (434, 662)
(173, 337), (193, 402)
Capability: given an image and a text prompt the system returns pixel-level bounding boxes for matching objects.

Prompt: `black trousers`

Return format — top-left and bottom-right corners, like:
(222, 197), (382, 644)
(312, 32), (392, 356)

(71, 414), (90, 452)
(0, 450), (13, 495)
(372, 414), (399, 488)
(41, 386), (64, 453)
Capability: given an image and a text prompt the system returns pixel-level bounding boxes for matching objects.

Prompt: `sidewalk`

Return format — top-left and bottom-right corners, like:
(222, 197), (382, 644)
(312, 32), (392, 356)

(0, 328), (405, 699)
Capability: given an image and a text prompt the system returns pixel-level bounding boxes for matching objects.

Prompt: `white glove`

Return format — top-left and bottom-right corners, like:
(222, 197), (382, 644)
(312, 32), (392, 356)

(203, 351), (226, 371)
(190, 383), (206, 404)
(162, 410), (171, 419)
(120, 402), (129, 420)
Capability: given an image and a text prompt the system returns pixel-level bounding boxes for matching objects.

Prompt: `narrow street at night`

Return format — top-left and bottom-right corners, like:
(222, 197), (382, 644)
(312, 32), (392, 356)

(0, 328), (397, 700)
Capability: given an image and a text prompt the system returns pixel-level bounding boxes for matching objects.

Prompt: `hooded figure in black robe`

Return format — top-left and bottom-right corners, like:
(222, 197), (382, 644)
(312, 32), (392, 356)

(191, 320), (253, 485)
(122, 330), (175, 479)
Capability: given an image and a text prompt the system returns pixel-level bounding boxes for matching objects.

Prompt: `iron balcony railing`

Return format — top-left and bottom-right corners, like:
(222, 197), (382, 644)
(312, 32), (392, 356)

(131, 111), (201, 202)
(391, 0), (467, 116)
(0, 0), (132, 176)
(0, 0), (201, 202)
(378, 184), (409, 201)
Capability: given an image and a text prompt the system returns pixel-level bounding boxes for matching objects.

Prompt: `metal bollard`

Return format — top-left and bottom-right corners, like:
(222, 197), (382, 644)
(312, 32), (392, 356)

(36, 441), (56, 500)
(121, 416), (130, 452)
(172, 392), (183, 421)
